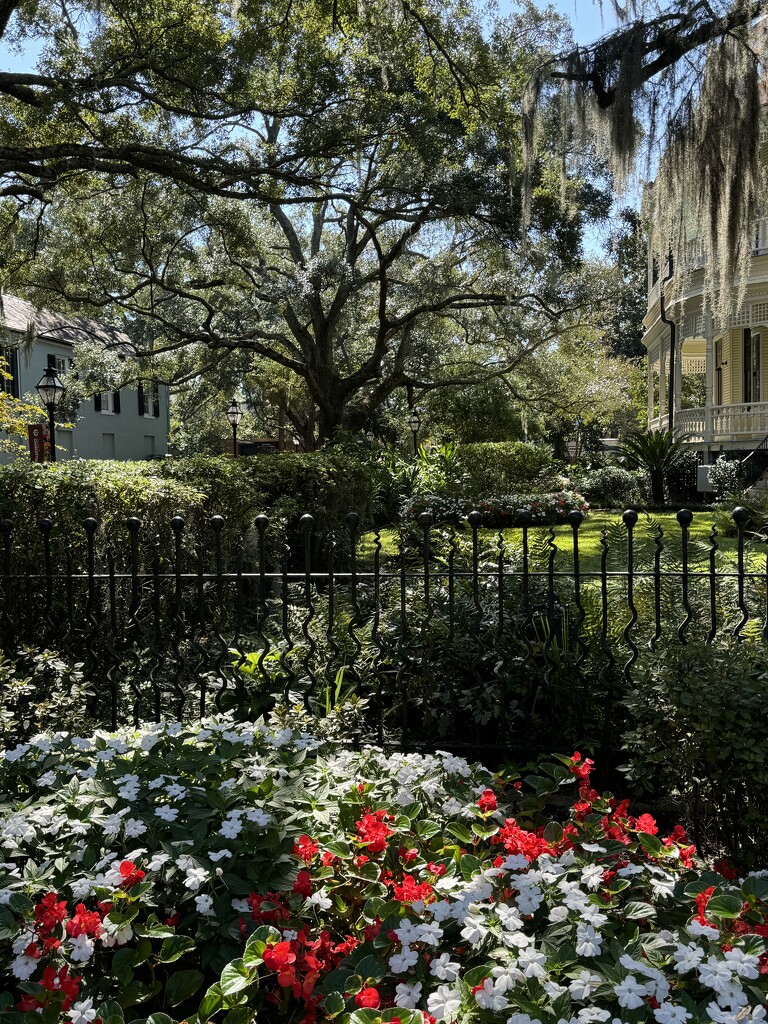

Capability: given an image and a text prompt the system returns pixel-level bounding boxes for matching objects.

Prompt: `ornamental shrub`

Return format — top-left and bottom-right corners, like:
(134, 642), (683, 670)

(447, 442), (564, 497)
(2, 718), (768, 1024)
(623, 639), (768, 865)
(0, 449), (378, 564)
(571, 465), (648, 509)
(401, 490), (589, 526)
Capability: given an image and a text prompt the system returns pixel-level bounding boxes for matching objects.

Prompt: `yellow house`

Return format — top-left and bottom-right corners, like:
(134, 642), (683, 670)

(643, 147), (768, 462)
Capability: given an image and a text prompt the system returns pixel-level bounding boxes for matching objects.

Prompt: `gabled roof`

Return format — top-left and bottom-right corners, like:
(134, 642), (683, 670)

(0, 294), (135, 352)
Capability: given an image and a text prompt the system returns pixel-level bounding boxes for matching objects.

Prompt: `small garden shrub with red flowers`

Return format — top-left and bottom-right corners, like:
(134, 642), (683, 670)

(2, 719), (768, 1024)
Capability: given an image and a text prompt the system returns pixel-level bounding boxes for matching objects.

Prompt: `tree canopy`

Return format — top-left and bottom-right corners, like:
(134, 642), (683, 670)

(0, 0), (765, 445)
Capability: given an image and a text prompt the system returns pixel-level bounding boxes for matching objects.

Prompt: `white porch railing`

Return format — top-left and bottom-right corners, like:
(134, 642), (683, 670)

(650, 404), (768, 442)
(676, 408), (705, 439)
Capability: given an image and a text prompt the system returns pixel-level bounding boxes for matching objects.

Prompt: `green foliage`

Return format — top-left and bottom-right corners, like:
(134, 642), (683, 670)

(445, 442), (563, 498)
(570, 464), (648, 509)
(615, 429), (691, 474)
(0, 648), (90, 743)
(623, 639), (768, 864)
(0, 450), (378, 558)
(707, 456), (742, 499)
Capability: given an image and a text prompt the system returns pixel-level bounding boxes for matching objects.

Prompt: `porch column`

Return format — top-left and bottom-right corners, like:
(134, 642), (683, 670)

(647, 351), (654, 426)
(674, 339), (683, 417)
(659, 343), (667, 425)
(704, 322), (714, 441)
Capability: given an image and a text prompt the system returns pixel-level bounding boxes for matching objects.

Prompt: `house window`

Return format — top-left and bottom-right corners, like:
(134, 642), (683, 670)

(138, 380), (160, 418)
(47, 353), (67, 376)
(744, 329), (761, 403)
(0, 347), (19, 398)
(95, 390), (121, 414)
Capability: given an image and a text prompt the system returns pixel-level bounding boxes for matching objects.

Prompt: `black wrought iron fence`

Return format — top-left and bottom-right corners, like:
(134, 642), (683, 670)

(1, 506), (767, 755)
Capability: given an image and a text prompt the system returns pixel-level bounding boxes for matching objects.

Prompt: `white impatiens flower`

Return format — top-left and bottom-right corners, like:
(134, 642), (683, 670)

(430, 953), (460, 982)
(673, 942), (706, 974)
(497, 903), (524, 931)
(549, 905), (569, 923)
(517, 946), (548, 979)
(245, 808), (271, 826)
(101, 923), (133, 947)
(569, 970), (603, 1000)
(575, 924), (603, 957)
(578, 1010), (611, 1023)
(155, 804), (178, 822)
(723, 949), (760, 980)
(394, 919), (422, 945)
(417, 921), (443, 945)
(219, 817), (243, 840)
(460, 913), (488, 945)
(474, 977), (509, 1012)
(147, 852), (171, 871)
(11, 954), (38, 980)
(123, 818), (147, 838)
(209, 849), (232, 862)
(68, 933), (95, 963)
(614, 975), (650, 1010)
(688, 920), (720, 940)
(581, 864), (605, 890)
(698, 956), (737, 997)
(395, 981), (422, 1009)
(195, 894), (214, 914)
(707, 1005), (766, 1024)
(389, 946), (419, 973)
(67, 999), (98, 1024)
(654, 1004), (692, 1024)
(427, 984), (462, 1022)
(508, 1015), (543, 1024)
(184, 868), (209, 891)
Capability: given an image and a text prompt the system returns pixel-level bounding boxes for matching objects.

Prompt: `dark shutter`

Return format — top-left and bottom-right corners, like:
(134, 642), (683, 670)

(8, 349), (19, 398)
(47, 353), (56, 368)
(137, 381), (145, 416)
(113, 390), (121, 414)
(153, 384), (160, 418)
(95, 393), (102, 412)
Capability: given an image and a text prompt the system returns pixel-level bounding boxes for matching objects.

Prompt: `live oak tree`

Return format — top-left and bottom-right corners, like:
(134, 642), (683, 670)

(1, 0), (765, 444)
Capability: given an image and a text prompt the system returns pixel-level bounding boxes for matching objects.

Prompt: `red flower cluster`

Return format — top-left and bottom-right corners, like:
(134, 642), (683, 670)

(118, 860), (145, 889)
(355, 809), (394, 853)
(495, 818), (554, 862)
(17, 965), (82, 1013)
(293, 835), (320, 864)
(477, 789), (497, 813)
(391, 874), (434, 903)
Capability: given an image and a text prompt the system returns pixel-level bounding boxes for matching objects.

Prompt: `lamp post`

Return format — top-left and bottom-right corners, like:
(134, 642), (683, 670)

(407, 409), (421, 455)
(225, 398), (242, 457)
(365, 429), (375, 444)
(35, 366), (65, 462)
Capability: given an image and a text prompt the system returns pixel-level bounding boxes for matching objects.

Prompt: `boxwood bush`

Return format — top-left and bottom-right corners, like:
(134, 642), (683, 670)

(0, 449), (378, 565)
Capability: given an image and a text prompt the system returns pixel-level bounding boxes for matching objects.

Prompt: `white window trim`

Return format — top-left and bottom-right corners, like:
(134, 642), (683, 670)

(100, 391), (115, 415)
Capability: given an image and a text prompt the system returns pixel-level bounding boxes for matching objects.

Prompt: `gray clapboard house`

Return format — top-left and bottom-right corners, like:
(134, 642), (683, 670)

(0, 296), (169, 462)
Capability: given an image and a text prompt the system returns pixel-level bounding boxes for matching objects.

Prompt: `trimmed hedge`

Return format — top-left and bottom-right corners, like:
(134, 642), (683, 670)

(447, 441), (563, 497)
(0, 449), (377, 563)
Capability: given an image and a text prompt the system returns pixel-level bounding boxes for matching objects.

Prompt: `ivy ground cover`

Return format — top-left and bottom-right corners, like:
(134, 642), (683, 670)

(1, 719), (768, 1024)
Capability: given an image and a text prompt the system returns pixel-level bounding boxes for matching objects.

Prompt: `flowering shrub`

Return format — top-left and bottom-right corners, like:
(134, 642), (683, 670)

(402, 490), (589, 526)
(1, 721), (768, 1024)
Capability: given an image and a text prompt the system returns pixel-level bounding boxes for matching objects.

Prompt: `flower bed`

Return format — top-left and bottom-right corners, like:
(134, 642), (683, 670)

(401, 491), (589, 527)
(1, 720), (767, 1024)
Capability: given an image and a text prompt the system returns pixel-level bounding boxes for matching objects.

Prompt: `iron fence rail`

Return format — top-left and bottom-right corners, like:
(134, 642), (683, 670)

(0, 506), (766, 750)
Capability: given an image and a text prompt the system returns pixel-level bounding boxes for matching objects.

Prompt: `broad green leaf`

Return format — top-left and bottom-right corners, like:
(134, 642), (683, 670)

(220, 959), (256, 999)
(159, 935), (196, 963)
(706, 894), (744, 919)
(165, 970), (205, 1007)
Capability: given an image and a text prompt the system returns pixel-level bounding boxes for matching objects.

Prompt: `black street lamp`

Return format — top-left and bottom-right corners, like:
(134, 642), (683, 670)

(225, 398), (243, 457)
(407, 409), (421, 455)
(365, 429), (375, 444)
(35, 366), (65, 462)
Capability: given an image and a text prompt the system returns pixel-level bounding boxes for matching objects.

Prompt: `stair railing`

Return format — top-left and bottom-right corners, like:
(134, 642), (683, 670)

(738, 432), (768, 492)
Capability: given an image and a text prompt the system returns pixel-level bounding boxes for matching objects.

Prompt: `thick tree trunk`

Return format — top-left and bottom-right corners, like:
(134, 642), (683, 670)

(650, 470), (665, 504)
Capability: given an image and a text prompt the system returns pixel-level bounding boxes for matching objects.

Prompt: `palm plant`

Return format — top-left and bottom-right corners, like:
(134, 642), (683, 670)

(615, 429), (691, 504)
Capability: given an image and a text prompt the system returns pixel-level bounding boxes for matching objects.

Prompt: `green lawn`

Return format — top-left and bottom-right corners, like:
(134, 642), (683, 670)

(361, 509), (745, 572)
